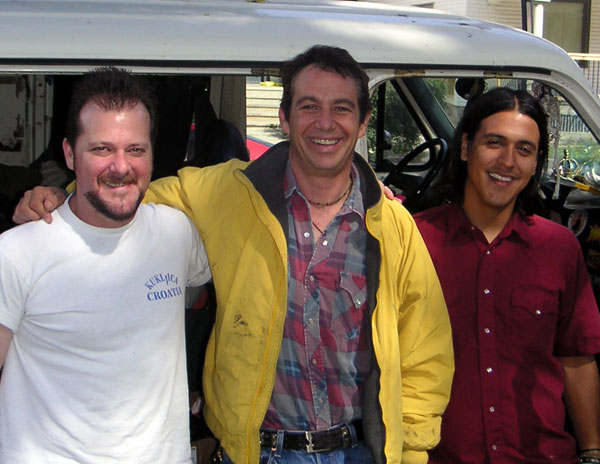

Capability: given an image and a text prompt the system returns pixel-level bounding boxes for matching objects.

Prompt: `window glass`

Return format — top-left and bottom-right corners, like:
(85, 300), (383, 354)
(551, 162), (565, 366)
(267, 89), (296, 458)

(543, 1), (586, 53)
(367, 81), (425, 171)
(422, 77), (600, 182)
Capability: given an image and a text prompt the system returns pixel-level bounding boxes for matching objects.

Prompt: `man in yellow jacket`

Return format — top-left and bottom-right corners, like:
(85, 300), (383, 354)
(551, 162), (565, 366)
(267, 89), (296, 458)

(14, 45), (453, 464)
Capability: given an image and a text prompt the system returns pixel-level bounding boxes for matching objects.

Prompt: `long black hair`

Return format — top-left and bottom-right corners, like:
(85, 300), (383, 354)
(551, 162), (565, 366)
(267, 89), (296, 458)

(443, 86), (549, 215)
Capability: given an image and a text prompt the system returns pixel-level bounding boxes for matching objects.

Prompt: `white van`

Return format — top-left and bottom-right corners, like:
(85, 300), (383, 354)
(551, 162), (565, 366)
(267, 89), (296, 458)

(1, 0), (598, 218)
(2, 0), (600, 457)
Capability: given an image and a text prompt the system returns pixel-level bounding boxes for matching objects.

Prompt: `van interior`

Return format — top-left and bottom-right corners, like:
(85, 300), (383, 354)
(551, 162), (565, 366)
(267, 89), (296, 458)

(2, 72), (598, 226)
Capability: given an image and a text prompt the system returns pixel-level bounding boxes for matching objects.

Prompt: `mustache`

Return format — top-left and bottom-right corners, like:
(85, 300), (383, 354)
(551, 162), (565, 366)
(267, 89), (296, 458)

(99, 174), (137, 184)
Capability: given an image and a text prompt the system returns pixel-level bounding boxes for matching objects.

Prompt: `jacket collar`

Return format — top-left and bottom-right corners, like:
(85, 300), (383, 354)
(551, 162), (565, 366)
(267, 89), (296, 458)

(242, 141), (382, 212)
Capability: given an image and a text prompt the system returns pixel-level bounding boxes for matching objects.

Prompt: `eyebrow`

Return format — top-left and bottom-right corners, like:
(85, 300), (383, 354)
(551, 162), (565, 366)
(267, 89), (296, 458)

(86, 140), (150, 149)
(295, 95), (357, 108)
(484, 132), (538, 150)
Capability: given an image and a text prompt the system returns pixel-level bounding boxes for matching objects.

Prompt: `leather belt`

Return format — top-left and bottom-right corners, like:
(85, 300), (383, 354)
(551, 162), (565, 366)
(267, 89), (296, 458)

(259, 421), (363, 453)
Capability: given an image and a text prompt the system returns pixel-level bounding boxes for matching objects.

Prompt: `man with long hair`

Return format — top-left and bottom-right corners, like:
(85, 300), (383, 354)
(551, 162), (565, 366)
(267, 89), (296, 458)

(415, 87), (600, 463)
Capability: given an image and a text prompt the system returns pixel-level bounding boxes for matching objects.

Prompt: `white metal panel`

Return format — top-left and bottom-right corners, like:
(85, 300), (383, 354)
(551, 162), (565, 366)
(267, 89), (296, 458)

(0, 0), (586, 76)
(0, 0), (598, 138)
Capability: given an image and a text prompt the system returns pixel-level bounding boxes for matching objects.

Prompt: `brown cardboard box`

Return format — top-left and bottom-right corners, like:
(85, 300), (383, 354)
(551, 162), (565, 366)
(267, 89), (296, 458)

(191, 437), (217, 464)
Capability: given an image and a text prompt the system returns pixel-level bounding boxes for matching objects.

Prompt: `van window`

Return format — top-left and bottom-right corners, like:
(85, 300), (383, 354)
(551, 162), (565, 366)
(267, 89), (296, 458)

(423, 77), (600, 177)
(367, 80), (425, 172)
(369, 75), (600, 212)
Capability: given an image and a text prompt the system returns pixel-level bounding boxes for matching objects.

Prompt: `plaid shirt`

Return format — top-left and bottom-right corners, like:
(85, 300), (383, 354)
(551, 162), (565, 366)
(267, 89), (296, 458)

(262, 163), (370, 431)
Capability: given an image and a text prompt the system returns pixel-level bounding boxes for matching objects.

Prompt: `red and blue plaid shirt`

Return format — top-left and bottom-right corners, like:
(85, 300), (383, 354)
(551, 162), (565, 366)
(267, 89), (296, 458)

(262, 163), (370, 431)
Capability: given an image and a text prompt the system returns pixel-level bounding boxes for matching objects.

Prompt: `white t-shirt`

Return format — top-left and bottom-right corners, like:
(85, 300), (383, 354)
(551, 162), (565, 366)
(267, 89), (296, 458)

(0, 201), (211, 464)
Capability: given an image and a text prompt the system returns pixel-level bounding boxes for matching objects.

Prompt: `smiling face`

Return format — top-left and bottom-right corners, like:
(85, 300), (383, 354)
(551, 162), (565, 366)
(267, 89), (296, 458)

(461, 109), (540, 221)
(279, 65), (369, 181)
(64, 100), (153, 228)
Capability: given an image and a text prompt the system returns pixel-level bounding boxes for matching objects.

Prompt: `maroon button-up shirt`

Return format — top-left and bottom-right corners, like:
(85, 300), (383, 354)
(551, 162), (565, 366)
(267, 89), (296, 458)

(415, 204), (600, 464)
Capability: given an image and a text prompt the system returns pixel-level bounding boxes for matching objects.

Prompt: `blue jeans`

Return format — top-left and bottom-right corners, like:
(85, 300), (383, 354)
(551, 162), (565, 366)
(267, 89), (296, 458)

(220, 442), (374, 463)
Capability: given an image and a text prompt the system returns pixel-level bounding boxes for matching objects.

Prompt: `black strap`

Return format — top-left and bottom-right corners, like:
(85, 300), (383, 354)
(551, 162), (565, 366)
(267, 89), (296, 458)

(259, 421), (364, 453)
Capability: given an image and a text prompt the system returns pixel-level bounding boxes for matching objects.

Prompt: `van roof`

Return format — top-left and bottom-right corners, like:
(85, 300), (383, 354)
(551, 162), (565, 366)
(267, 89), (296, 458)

(2, 0), (597, 130)
(0, 0), (581, 75)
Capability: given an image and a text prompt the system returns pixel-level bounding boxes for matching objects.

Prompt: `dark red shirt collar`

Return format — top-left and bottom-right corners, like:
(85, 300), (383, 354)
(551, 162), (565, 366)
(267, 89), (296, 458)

(444, 202), (535, 248)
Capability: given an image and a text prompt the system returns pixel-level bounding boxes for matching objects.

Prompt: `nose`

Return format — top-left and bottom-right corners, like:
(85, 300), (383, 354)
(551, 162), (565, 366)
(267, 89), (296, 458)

(497, 145), (516, 168)
(315, 108), (334, 130)
(109, 150), (130, 175)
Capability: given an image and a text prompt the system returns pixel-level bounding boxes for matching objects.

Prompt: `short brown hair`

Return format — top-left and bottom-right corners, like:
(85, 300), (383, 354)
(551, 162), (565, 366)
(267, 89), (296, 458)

(65, 67), (158, 147)
(280, 45), (371, 123)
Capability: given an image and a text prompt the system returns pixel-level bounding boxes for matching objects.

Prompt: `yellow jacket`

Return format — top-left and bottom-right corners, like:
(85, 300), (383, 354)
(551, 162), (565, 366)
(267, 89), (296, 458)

(145, 143), (453, 464)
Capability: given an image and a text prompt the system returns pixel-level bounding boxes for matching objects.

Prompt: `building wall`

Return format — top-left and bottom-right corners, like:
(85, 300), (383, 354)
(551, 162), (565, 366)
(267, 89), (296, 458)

(466, 0), (521, 29)
(377, 0), (463, 14)
(369, 0), (600, 53)
(424, 0), (465, 15)
(591, 3), (600, 53)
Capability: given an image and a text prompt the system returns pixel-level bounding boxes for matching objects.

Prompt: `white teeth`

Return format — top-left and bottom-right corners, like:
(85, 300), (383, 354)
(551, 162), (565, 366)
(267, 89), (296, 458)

(489, 172), (512, 182)
(103, 181), (127, 187)
(312, 138), (338, 146)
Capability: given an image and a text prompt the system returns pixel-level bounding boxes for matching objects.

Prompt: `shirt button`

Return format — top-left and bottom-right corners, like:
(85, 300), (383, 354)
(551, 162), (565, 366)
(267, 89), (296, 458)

(485, 250), (491, 255)
(492, 445), (497, 450)
(535, 309), (541, 315)
(355, 298), (362, 305)
(483, 288), (490, 295)
(489, 406), (495, 412)
(484, 328), (491, 334)
(486, 367), (493, 373)
(303, 232), (310, 238)
(322, 240), (328, 246)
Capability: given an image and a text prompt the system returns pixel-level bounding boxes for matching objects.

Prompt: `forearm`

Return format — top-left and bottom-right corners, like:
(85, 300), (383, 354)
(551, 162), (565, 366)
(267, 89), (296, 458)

(560, 355), (600, 450)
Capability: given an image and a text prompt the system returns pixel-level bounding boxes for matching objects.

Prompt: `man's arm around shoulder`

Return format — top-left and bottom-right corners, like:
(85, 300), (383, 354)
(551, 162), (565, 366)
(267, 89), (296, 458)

(12, 186), (67, 225)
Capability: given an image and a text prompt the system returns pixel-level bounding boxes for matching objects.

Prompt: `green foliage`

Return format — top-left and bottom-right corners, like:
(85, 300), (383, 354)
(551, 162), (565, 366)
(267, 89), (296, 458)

(367, 82), (423, 166)
(425, 78), (447, 106)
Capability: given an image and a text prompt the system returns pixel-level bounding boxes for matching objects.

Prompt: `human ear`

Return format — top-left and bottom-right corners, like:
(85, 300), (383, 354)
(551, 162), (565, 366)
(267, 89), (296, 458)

(63, 138), (75, 171)
(279, 107), (290, 136)
(460, 133), (469, 162)
(358, 111), (371, 139)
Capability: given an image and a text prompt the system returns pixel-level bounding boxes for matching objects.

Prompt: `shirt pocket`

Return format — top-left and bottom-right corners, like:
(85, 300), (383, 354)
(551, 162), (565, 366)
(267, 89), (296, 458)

(339, 271), (367, 310)
(332, 271), (368, 351)
(507, 287), (559, 353)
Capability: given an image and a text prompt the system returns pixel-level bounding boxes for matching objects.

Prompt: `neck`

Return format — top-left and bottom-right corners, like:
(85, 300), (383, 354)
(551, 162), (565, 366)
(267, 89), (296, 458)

(461, 197), (516, 244)
(306, 176), (353, 207)
(68, 193), (134, 229)
(290, 160), (354, 207)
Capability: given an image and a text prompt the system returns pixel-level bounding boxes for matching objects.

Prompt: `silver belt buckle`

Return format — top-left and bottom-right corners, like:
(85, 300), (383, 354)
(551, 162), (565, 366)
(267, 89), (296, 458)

(305, 430), (328, 453)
